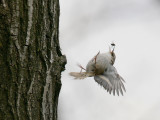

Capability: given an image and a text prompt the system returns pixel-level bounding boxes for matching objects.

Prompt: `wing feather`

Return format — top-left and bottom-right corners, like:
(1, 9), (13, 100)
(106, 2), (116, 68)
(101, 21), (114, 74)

(94, 65), (126, 96)
(116, 81), (119, 96)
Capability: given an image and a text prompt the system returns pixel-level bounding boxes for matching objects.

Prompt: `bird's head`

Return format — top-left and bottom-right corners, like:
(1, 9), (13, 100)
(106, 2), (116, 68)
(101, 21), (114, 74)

(109, 42), (116, 65)
(110, 42), (115, 53)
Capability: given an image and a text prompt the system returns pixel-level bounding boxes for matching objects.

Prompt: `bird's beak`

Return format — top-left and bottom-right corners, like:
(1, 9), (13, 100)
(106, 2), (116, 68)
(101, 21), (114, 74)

(111, 46), (115, 53)
(109, 43), (115, 53)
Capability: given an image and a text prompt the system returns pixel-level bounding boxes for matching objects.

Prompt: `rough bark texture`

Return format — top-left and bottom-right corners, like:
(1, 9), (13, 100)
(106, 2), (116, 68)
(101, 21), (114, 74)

(0, 0), (66, 120)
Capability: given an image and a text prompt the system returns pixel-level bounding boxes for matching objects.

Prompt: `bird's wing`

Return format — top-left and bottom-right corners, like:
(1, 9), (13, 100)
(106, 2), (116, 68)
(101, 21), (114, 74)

(94, 65), (126, 96)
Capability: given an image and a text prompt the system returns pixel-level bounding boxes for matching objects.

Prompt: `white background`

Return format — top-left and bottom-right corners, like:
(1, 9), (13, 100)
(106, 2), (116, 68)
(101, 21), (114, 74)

(58, 0), (160, 120)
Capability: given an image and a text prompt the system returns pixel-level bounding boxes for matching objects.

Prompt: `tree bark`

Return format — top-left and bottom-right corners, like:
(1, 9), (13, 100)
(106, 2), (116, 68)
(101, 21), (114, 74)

(0, 0), (66, 120)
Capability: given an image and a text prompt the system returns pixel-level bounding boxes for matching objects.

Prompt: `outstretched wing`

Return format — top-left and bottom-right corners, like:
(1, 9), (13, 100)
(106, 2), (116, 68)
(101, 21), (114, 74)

(94, 65), (126, 96)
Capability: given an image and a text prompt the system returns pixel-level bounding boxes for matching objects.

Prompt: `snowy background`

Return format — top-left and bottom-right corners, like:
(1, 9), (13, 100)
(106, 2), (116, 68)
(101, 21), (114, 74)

(58, 0), (160, 120)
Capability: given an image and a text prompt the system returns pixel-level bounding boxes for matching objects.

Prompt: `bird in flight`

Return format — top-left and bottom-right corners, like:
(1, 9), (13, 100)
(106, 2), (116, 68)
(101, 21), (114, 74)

(69, 43), (126, 96)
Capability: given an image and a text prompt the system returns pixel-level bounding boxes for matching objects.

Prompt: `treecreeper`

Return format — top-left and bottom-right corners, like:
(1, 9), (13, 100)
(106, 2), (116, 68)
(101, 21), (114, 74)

(69, 43), (126, 96)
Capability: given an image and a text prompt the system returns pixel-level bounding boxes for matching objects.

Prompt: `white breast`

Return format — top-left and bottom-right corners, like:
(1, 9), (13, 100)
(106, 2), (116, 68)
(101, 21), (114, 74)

(86, 52), (112, 74)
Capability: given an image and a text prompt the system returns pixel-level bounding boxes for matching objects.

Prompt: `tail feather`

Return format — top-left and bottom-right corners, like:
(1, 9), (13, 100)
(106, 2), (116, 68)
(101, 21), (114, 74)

(69, 72), (94, 79)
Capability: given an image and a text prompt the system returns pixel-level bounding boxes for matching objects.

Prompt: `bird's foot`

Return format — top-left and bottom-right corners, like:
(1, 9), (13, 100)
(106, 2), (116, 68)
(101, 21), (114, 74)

(92, 51), (100, 64)
(92, 51), (100, 70)
(77, 64), (86, 73)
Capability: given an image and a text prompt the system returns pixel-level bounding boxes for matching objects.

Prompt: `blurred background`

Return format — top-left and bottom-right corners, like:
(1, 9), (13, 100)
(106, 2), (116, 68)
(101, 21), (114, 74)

(58, 0), (160, 120)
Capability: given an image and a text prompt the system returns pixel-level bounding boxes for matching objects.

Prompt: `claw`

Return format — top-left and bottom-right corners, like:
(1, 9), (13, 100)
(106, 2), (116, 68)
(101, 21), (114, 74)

(91, 51), (100, 72)
(77, 64), (86, 73)
(95, 51), (100, 65)
(92, 51), (100, 64)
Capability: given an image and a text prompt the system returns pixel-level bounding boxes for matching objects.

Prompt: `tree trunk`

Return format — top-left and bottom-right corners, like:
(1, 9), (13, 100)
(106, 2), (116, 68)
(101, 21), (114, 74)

(0, 0), (66, 120)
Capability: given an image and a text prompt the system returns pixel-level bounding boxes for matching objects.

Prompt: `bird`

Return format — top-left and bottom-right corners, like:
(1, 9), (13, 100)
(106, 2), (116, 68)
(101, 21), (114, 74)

(69, 43), (126, 96)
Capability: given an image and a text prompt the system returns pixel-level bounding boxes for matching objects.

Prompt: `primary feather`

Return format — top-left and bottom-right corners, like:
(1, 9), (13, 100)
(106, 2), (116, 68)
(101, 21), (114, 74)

(94, 65), (126, 96)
